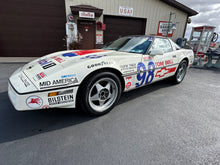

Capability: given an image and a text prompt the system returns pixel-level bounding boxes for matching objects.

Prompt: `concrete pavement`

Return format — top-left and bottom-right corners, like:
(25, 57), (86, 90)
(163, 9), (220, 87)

(0, 57), (37, 63)
(0, 64), (220, 165)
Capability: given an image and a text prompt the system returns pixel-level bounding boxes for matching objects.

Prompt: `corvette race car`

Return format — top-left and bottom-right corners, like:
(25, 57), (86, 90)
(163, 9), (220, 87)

(8, 35), (194, 115)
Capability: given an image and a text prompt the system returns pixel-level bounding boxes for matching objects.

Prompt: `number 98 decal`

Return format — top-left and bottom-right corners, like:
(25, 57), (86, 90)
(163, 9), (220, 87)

(135, 62), (155, 87)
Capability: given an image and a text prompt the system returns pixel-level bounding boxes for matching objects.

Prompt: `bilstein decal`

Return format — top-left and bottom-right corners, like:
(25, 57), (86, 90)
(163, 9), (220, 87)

(39, 78), (78, 89)
(48, 93), (74, 105)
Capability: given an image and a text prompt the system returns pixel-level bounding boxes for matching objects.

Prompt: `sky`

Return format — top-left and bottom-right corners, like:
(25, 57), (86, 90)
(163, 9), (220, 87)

(176, 0), (220, 41)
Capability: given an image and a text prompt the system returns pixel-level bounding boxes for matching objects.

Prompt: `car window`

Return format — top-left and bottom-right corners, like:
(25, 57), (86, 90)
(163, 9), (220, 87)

(170, 39), (181, 50)
(118, 37), (152, 54)
(149, 38), (173, 54)
(102, 37), (153, 54)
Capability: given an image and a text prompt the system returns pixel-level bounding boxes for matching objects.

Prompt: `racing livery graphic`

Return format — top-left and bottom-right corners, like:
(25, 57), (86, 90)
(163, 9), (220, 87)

(155, 67), (177, 78)
(8, 36), (194, 116)
(26, 96), (43, 108)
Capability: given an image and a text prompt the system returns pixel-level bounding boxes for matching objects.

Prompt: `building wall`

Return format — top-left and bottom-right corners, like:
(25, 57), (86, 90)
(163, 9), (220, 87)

(0, 0), (66, 57)
(65, 0), (188, 41)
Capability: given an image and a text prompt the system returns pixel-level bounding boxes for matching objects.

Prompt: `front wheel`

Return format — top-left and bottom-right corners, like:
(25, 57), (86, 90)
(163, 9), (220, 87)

(79, 72), (122, 116)
(171, 60), (188, 84)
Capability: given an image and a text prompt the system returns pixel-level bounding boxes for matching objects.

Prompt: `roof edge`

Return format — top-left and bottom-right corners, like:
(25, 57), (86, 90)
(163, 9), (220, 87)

(160, 0), (198, 16)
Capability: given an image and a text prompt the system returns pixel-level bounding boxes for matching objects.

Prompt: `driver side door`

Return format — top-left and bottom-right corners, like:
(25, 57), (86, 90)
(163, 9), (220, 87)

(135, 38), (164, 88)
(135, 38), (176, 87)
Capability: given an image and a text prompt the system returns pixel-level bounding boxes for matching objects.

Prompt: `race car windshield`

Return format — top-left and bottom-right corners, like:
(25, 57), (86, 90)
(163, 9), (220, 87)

(102, 37), (153, 54)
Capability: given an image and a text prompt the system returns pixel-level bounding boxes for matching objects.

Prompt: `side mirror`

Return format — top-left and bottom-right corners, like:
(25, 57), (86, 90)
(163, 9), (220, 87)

(148, 49), (164, 55)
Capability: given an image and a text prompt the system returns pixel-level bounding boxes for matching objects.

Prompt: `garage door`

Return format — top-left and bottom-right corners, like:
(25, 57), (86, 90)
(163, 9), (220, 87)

(104, 15), (147, 44)
(0, 0), (66, 57)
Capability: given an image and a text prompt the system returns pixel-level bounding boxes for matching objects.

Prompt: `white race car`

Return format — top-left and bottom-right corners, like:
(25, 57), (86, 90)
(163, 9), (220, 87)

(8, 36), (194, 115)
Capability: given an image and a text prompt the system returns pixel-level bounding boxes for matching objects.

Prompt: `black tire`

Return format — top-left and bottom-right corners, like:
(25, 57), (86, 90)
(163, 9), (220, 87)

(170, 60), (188, 84)
(78, 72), (122, 116)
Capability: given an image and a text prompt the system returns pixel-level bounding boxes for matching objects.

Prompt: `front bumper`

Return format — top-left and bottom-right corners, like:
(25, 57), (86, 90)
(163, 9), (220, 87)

(8, 82), (79, 111)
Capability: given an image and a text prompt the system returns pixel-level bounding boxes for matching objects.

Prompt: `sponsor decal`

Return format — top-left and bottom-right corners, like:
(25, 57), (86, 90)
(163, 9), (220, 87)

(155, 61), (164, 67)
(19, 74), (30, 87)
(81, 54), (107, 59)
(155, 60), (173, 68)
(36, 72), (46, 80)
(51, 56), (65, 63)
(42, 62), (56, 69)
(26, 96), (43, 108)
(42, 105), (50, 109)
(125, 82), (132, 89)
(165, 59), (173, 65)
(38, 58), (56, 69)
(38, 59), (51, 66)
(87, 61), (113, 69)
(120, 63), (136, 71)
(39, 77), (78, 89)
(143, 56), (152, 61)
(48, 93), (74, 105)
(62, 52), (78, 57)
(61, 74), (76, 78)
(125, 76), (132, 81)
(155, 67), (176, 78)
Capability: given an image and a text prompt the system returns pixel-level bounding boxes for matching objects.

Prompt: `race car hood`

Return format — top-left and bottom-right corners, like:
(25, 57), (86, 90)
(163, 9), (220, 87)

(22, 49), (114, 80)
(9, 49), (142, 93)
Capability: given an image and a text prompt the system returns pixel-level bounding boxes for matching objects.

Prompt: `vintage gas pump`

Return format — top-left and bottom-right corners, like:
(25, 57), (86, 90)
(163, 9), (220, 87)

(189, 26), (218, 66)
(65, 14), (78, 50)
(66, 22), (78, 50)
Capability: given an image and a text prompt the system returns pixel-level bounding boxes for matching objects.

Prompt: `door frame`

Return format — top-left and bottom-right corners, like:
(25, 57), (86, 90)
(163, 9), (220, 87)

(77, 19), (96, 49)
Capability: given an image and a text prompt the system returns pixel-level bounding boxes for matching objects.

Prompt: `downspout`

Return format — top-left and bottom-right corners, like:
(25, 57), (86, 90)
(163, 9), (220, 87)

(183, 14), (189, 38)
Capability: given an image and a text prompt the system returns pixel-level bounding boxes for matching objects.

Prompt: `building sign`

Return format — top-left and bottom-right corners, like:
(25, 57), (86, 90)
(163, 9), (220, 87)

(96, 34), (103, 44)
(67, 14), (74, 22)
(157, 21), (174, 37)
(119, 6), (133, 16)
(79, 11), (95, 19)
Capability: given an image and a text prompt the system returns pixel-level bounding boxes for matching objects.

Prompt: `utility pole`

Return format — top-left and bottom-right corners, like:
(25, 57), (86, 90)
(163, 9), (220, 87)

(167, 12), (175, 37)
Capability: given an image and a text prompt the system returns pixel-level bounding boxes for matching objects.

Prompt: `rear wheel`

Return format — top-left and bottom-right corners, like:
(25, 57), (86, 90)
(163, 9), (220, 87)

(79, 72), (122, 116)
(171, 60), (188, 84)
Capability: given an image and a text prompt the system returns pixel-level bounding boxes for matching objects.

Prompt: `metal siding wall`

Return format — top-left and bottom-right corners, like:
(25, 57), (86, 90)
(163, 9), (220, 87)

(65, 0), (187, 41)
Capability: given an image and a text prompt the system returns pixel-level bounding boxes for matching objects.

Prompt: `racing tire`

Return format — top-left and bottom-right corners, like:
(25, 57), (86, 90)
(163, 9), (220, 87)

(78, 72), (122, 116)
(170, 60), (188, 84)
